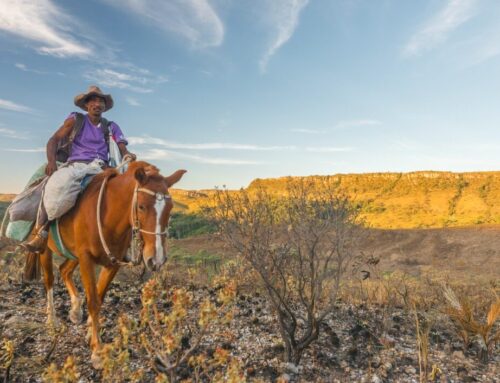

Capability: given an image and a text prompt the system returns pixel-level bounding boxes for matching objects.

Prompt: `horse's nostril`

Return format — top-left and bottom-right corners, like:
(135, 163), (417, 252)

(146, 257), (155, 270)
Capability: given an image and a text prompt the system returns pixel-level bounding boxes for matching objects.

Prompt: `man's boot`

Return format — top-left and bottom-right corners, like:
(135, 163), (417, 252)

(21, 226), (49, 253)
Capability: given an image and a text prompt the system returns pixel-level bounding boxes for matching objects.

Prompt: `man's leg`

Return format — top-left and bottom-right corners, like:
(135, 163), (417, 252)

(21, 161), (102, 252)
(21, 185), (51, 252)
(21, 164), (75, 252)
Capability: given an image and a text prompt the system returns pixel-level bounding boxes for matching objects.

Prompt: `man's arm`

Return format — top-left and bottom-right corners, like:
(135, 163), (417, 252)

(45, 118), (75, 176)
(118, 142), (136, 161)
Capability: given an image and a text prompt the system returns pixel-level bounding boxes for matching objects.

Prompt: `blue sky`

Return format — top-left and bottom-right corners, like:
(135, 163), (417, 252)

(1, 0), (500, 192)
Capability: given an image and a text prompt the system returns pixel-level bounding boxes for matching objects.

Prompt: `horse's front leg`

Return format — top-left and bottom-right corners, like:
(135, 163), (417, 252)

(84, 265), (120, 340)
(96, 264), (120, 306)
(59, 259), (82, 324)
(79, 255), (102, 369)
(40, 247), (58, 326)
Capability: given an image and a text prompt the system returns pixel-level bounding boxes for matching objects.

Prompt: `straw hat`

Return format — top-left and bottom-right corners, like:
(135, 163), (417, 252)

(74, 85), (114, 112)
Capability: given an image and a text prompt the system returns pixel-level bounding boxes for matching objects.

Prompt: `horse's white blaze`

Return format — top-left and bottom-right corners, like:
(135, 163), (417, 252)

(154, 197), (166, 263)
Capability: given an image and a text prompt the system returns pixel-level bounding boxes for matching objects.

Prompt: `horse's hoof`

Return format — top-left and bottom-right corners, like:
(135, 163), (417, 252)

(69, 308), (83, 324)
(91, 352), (103, 370)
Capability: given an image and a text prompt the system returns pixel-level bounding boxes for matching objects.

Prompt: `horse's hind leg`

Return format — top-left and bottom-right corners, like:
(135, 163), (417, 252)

(59, 259), (81, 324)
(40, 247), (58, 326)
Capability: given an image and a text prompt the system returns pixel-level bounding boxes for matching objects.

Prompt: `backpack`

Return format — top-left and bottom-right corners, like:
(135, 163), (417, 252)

(55, 112), (112, 162)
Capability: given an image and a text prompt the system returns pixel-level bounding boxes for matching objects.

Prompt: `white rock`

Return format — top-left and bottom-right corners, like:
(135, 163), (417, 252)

(283, 362), (300, 374)
(371, 375), (382, 383)
(405, 366), (417, 375)
(280, 373), (291, 382)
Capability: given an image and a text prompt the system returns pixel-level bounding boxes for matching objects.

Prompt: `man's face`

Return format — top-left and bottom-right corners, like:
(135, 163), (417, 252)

(85, 95), (106, 115)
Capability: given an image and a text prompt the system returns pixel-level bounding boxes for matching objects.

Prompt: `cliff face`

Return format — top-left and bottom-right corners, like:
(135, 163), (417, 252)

(246, 171), (500, 228)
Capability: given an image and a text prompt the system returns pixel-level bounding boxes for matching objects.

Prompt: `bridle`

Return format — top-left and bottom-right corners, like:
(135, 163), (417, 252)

(97, 176), (171, 265)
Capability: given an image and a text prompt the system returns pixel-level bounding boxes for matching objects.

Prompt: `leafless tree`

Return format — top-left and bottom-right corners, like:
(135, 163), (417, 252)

(209, 178), (362, 364)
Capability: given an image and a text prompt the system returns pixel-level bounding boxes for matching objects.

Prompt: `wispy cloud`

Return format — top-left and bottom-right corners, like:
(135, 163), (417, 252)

(259, 0), (310, 72)
(129, 136), (297, 151)
(0, 0), (93, 58)
(305, 147), (352, 152)
(125, 97), (141, 107)
(2, 147), (44, 152)
(0, 99), (35, 114)
(83, 68), (167, 93)
(103, 0), (224, 48)
(0, 126), (28, 140)
(403, 0), (478, 57)
(139, 148), (262, 165)
(130, 136), (355, 154)
(335, 119), (382, 129)
(15, 63), (65, 76)
(291, 128), (326, 134)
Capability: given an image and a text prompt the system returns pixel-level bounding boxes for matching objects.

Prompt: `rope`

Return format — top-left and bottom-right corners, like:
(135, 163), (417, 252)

(96, 175), (113, 261)
(0, 204), (10, 239)
(96, 156), (171, 267)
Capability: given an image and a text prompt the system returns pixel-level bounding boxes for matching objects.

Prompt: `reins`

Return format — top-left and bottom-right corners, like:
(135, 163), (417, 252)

(96, 165), (171, 266)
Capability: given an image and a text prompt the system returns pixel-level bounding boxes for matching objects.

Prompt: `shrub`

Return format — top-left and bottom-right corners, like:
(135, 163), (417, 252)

(139, 275), (243, 382)
(209, 178), (362, 365)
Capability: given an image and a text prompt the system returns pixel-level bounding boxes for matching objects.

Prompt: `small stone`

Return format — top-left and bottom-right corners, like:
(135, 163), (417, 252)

(371, 375), (382, 383)
(371, 356), (381, 369)
(405, 366), (417, 375)
(2, 328), (15, 339)
(457, 366), (468, 377)
(283, 362), (299, 374)
(280, 373), (291, 382)
(452, 350), (464, 359)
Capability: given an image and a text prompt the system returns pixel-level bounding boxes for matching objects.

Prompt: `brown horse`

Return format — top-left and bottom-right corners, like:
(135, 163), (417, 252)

(25, 161), (186, 368)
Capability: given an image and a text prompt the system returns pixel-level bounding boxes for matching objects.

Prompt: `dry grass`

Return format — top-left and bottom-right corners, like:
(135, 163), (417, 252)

(443, 285), (500, 362)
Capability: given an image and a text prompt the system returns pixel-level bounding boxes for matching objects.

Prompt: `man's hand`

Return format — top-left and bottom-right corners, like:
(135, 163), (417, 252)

(118, 142), (136, 162)
(123, 152), (137, 161)
(45, 161), (58, 176)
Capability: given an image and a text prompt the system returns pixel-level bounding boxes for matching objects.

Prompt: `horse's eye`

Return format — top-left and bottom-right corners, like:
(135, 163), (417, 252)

(138, 205), (145, 211)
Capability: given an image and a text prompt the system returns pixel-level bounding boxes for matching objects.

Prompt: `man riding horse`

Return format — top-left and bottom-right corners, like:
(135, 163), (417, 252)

(15, 86), (186, 368)
(22, 85), (136, 252)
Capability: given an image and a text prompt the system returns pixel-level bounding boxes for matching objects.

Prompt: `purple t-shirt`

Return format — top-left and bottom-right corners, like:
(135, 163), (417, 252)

(66, 113), (128, 163)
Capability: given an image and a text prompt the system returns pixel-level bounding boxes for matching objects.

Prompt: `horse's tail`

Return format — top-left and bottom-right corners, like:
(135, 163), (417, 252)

(24, 252), (41, 281)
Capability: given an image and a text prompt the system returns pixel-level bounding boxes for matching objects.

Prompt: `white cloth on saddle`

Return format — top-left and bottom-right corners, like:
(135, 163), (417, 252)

(9, 177), (48, 222)
(43, 159), (104, 220)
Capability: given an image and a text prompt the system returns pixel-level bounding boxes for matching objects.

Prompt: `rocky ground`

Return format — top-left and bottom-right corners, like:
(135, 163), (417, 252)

(0, 234), (499, 382)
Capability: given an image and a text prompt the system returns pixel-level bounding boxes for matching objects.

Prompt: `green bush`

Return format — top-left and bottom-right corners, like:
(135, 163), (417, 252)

(169, 212), (216, 239)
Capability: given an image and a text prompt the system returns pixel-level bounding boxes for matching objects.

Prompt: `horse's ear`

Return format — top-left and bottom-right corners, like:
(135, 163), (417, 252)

(135, 167), (148, 185)
(165, 169), (187, 187)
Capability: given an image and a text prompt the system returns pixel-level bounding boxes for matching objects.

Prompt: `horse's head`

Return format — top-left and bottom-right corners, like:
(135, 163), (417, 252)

(131, 162), (186, 271)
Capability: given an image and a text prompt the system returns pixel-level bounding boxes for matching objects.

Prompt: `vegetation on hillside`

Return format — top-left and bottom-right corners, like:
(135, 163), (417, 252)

(171, 171), (500, 229)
